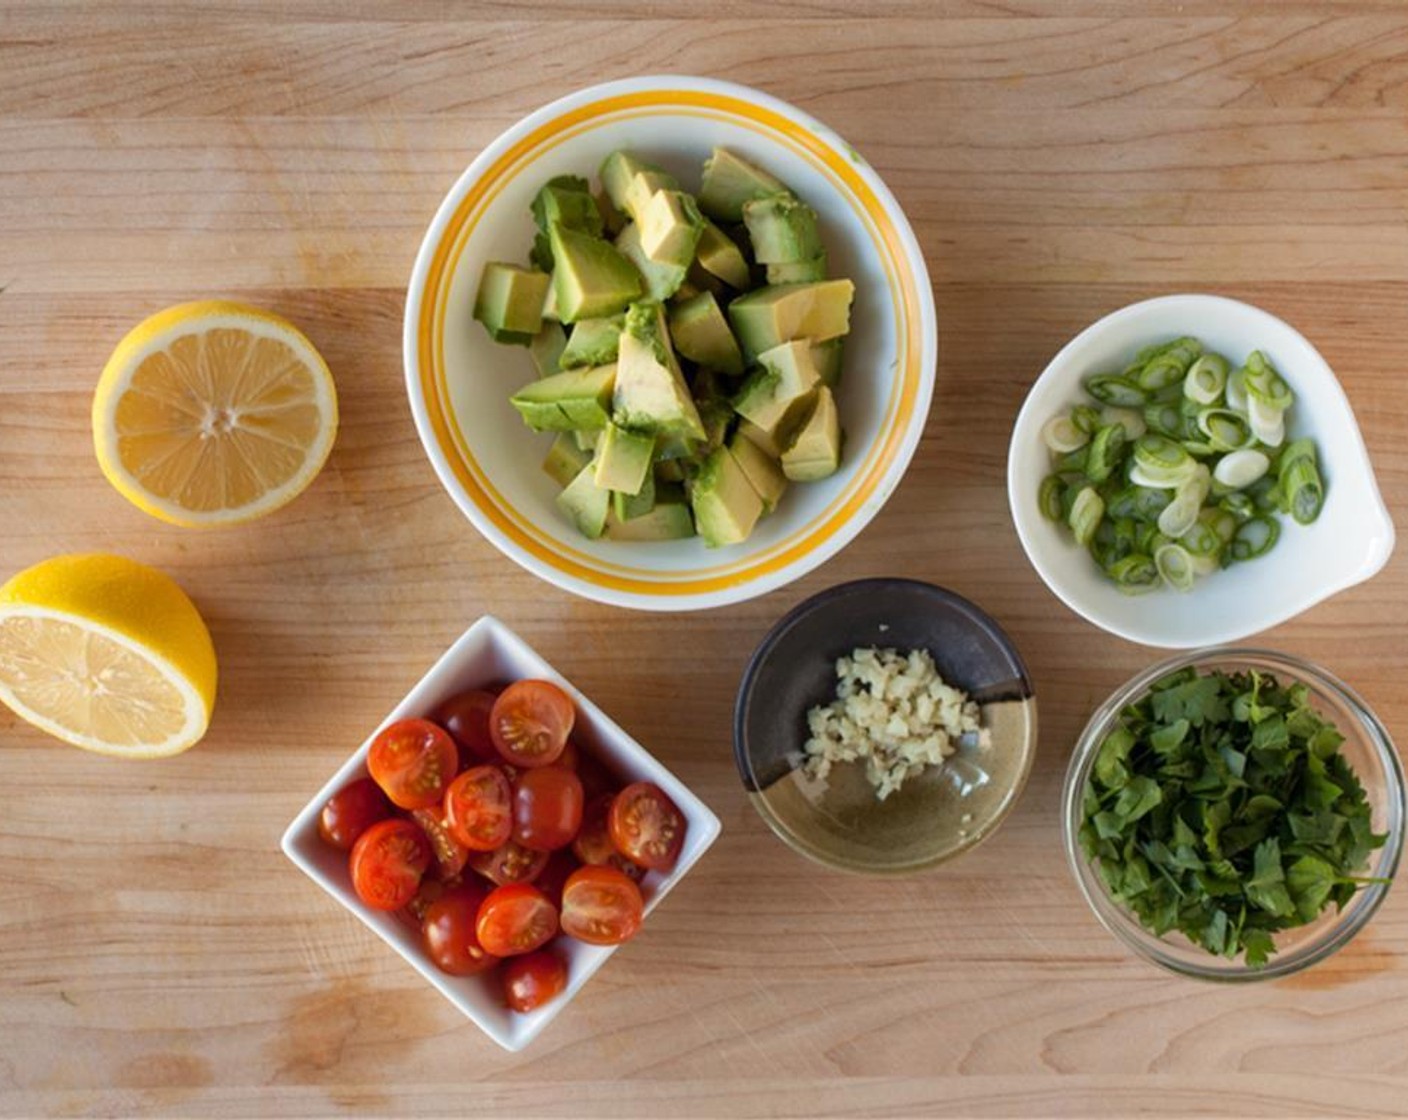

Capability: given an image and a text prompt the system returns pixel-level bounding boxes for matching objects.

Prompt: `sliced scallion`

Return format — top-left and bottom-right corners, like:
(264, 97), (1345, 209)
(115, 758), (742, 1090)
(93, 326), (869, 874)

(1069, 486), (1105, 546)
(1155, 543), (1196, 591)
(1038, 474), (1064, 521)
(1100, 406), (1146, 440)
(1042, 413), (1089, 453)
(1183, 353), (1229, 405)
(1197, 408), (1253, 452)
(1085, 423), (1126, 483)
(1230, 515), (1280, 561)
(1084, 374), (1147, 408)
(1213, 448), (1270, 489)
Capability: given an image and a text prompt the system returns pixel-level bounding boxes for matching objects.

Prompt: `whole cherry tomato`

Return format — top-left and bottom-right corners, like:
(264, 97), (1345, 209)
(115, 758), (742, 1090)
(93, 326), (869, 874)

(367, 718), (459, 810)
(318, 777), (389, 850)
(512, 767), (584, 852)
(422, 882), (499, 976)
(489, 680), (574, 768)
(532, 849), (581, 910)
(432, 689), (500, 766)
(502, 950), (567, 1012)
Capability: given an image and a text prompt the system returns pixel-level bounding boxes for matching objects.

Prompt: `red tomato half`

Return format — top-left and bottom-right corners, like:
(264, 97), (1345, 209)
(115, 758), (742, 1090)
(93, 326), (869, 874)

(318, 777), (389, 850)
(559, 865), (643, 946)
(512, 767), (584, 852)
(572, 793), (645, 882)
(444, 765), (512, 852)
(422, 882), (499, 976)
(410, 807), (469, 880)
(350, 819), (432, 911)
(489, 680), (575, 768)
(468, 839), (548, 887)
(502, 950), (567, 1013)
(476, 884), (558, 957)
(609, 782), (686, 872)
(433, 689), (500, 766)
(367, 718), (459, 810)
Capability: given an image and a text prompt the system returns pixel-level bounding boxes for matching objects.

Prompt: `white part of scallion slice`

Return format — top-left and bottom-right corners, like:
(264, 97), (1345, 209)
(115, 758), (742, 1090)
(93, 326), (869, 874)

(1248, 397), (1286, 447)
(1042, 414), (1089, 453)
(1213, 448), (1271, 489)
(1183, 354), (1228, 405)
(1156, 466), (1210, 538)
(1099, 406), (1146, 440)
(1129, 462), (1186, 490)
(1131, 434), (1196, 487)
(1155, 542), (1196, 591)
(1225, 367), (1248, 412)
(1069, 486), (1104, 546)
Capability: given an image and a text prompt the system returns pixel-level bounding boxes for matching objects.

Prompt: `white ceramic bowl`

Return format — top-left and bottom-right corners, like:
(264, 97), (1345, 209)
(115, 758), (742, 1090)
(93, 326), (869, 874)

(403, 76), (936, 611)
(1008, 294), (1394, 648)
(280, 616), (721, 1052)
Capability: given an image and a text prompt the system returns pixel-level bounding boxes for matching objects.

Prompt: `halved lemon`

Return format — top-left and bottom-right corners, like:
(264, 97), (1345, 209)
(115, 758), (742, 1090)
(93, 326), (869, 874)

(92, 301), (338, 527)
(0, 554), (218, 758)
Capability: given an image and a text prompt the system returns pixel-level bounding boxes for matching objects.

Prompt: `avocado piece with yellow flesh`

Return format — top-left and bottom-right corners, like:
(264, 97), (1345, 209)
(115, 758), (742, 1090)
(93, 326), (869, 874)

(667, 292), (744, 376)
(548, 224), (642, 323)
(530, 176), (602, 270)
(542, 432), (591, 487)
(767, 255), (827, 285)
(781, 385), (843, 482)
(671, 277), (705, 303)
(605, 500), (694, 541)
(613, 302), (705, 439)
(695, 220), (751, 289)
(733, 339), (821, 439)
(574, 427), (601, 453)
(699, 147), (788, 223)
(509, 363), (616, 431)
(690, 445), (764, 548)
(736, 417), (783, 458)
(728, 280), (855, 359)
(743, 194), (822, 264)
(529, 321), (567, 377)
(612, 470), (656, 522)
(615, 223), (687, 301)
(560, 316), (623, 369)
(728, 431), (788, 513)
(812, 337), (844, 387)
(474, 262), (550, 344)
(593, 422), (655, 496)
(599, 152), (679, 221)
(556, 460), (611, 539)
(638, 189), (704, 268)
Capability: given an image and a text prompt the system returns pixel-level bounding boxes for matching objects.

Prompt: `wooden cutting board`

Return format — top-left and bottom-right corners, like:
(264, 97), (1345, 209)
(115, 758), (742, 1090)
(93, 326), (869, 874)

(1, 3), (1405, 1116)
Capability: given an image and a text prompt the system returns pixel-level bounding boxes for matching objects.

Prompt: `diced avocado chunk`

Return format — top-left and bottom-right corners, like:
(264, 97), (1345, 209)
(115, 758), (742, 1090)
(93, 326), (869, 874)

(548, 224), (642, 323)
(737, 417), (783, 458)
(654, 457), (686, 483)
(781, 385), (843, 482)
(542, 432), (591, 487)
(556, 460), (611, 539)
(600, 152), (679, 221)
(671, 277), (705, 303)
(743, 194), (822, 264)
(615, 223), (687, 301)
(605, 500), (695, 541)
(638, 189), (704, 268)
(728, 431), (788, 513)
(690, 445), (764, 548)
(560, 316), (623, 369)
(733, 339), (821, 438)
(697, 396), (733, 454)
(593, 422), (655, 496)
(695, 220), (752, 290)
(667, 292), (744, 376)
(812, 337), (844, 388)
(530, 176), (603, 269)
(613, 302), (706, 440)
(542, 279), (560, 322)
(767, 255), (827, 285)
(596, 191), (626, 236)
(612, 471), (656, 522)
(699, 147), (788, 223)
(474, 262), (550, 344)
(727, 279), (855, 359)
(529, 321), (567, 377)
(574, 427), (601, 453)
(509, 363), (616, 431)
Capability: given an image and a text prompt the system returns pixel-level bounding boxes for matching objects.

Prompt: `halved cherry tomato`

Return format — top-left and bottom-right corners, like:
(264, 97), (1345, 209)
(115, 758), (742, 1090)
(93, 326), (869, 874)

(318, 777), (389, 850)
(489, 680), (574, 768)
(350, 819), (432, 911)
(433, 689), (500, 766)
(476, 883), (558, 957)
(443, 765), (512, 852)
(572, 793), (645, 882)
(367, 718), (459, 810)
(410, 808), (469, 880)
(468, 839), (548, 886)
(512, 767), (584, 852)
(422, 882), (499, 976)
(404, 877), (450, 924)
(533, 849), (580, 910)
(560, 865), (643, 946)
(609, 782), (686, 872)
(502, 949), (567, 1012)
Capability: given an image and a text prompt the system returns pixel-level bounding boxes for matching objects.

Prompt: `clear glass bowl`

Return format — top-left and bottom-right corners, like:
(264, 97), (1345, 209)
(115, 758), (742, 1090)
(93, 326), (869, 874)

(1062, 647), (1404, 981)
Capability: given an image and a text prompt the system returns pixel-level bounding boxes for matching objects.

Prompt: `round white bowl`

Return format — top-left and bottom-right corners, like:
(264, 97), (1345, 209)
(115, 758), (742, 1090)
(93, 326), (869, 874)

(404, 76), (936, 612)
(1007, 294), (1394, 648)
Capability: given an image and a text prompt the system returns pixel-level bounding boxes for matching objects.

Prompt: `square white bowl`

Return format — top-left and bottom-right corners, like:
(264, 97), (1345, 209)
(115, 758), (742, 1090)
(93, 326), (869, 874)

(280, 615), (722, 1051)
(1007, 294), (1395, 648)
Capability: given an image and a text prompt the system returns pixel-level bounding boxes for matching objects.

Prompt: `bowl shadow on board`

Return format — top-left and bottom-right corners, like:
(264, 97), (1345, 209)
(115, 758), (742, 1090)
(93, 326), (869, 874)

(733, 579), (1038, 876)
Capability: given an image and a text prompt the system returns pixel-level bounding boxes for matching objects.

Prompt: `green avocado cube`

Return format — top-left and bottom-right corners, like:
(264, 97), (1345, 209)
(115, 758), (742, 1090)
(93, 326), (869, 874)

(733, 340), (821, 438)
(530, 176), (602, 269)
(698, 147), (788, 223)
(593, 422), (656, 496)
(690, 445), (764, 548)
(613, 302), (705, 440)
(529, 321), (568, 377)
(542, 432), (591, 487)
(560, 316), (623, 369)
(548, 224), (642, 323)
(599, 152), (679, 222)
(736, 417), (783, 458)
(574, 427), (601, 453)
(474, 262), (550, 344)
(509, 363), (617, 431)
(615, 223), (687, 302)
(667, 292), (744, 376)
(812, 337), (844, 388)
(767, 255), (827, 285)
(743, 194), (823, 265)
(728, 432), (788, 513)
(695, 220), (752, 290)
(612, 470), (656, 522)
(638, 189), (704, 268)
(670, 277), (705, 303)
(727, 279), (855, 359)
(781, 385), (843, 482)
(556, 460), (611, 539)
(605, 500), (695, 541)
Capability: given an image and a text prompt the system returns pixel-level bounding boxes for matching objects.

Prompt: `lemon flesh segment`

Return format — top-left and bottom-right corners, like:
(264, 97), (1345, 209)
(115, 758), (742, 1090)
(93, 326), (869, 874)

(94, 302), (338, 527)
(0, 608), (208, 758)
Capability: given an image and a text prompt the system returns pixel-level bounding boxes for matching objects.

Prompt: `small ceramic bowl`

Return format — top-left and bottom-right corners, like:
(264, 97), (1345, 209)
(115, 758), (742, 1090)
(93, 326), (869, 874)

(1063, 648), (1404, 980)
(733, 579), (1037, 875)
(404, 75), (937, 612)
(1007, 294), (1395, 648)
(281, 615), (721, 1052)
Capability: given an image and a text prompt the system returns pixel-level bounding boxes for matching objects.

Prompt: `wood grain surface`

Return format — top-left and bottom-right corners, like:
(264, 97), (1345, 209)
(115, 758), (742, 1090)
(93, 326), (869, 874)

(2, 3), (1406, 1117)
